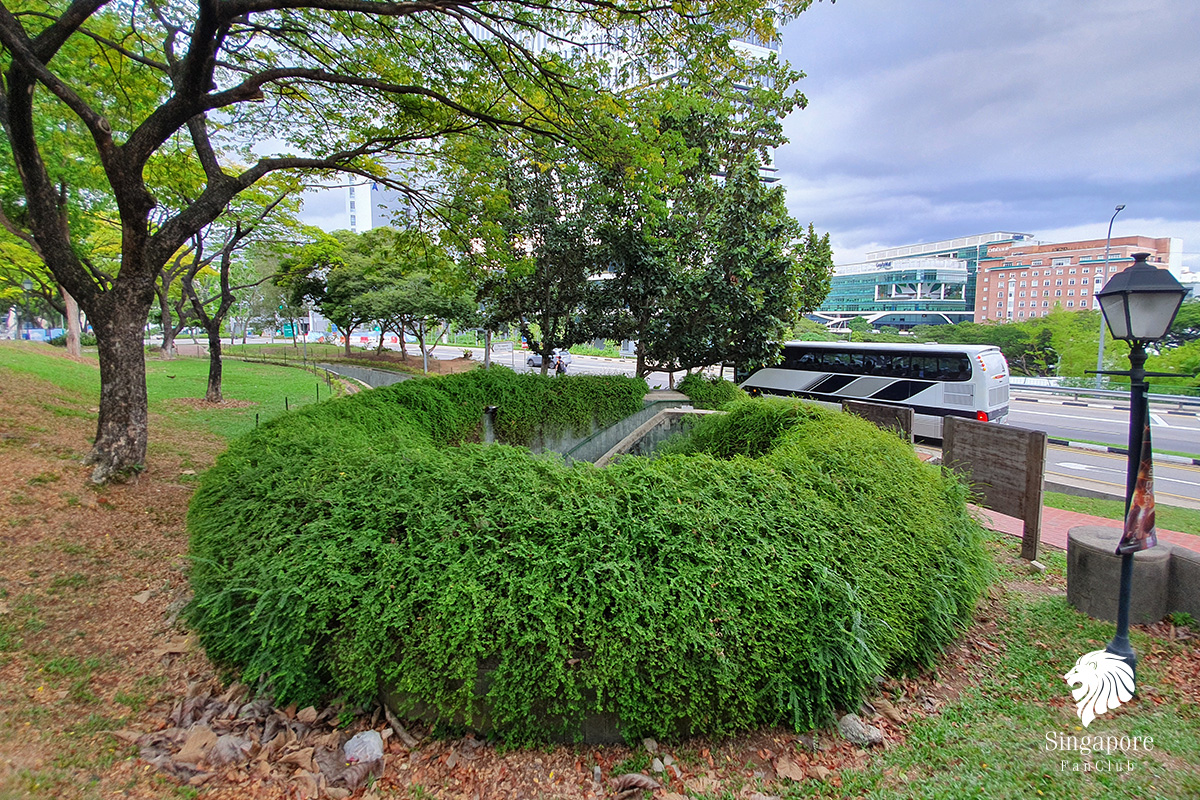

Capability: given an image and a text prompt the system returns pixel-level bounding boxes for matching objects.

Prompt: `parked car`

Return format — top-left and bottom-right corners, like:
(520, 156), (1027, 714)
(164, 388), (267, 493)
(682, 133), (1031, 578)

(526, 348), (573, 371)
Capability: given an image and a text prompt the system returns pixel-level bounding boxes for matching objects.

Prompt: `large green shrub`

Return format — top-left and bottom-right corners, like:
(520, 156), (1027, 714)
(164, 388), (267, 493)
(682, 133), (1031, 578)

(677, 372), (744, 409)
(187, 374), (990, 744)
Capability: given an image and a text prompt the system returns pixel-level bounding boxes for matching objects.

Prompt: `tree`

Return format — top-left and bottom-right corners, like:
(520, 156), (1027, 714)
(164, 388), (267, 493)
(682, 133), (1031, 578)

(2, 0), (804, 481)
(846, 316), (872, 334)
(627, 157), (831, 382)
(473, 142), (602, 375)
(1163, 300), (1200, 348)
(575, 83), (828, 380)
(181, 183), (303, 401)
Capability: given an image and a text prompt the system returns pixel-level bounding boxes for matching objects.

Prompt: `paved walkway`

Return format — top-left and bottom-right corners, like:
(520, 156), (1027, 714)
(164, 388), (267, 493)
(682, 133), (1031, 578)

(975, 504), (1200, 555)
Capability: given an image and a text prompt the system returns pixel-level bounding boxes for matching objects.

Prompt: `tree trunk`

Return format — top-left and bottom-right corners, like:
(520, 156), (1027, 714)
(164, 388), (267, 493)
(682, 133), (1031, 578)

(205, 324), (224, 402)
(343, 325), (353, 357)
(63, 286), (82, 358)
(484, 330), (492, 368)
(156, 284), (177, 358)
(88, 298), (150, 483)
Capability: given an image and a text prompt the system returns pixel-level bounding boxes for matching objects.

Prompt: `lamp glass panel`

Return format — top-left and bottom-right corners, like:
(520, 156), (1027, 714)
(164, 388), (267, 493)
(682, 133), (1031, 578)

(1127, 292), (1181, 340)
(1098, 293), (1131, 339)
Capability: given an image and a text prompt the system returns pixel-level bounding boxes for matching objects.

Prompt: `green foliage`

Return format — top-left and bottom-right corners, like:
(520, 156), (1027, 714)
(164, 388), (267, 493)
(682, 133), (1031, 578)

(676, 373), (745, 410)
(187, 378), (989, 745)
(48, 333), (97, 348)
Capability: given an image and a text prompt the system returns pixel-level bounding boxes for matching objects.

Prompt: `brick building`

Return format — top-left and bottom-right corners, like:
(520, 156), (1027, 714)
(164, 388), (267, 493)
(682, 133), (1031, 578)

(974, 236), (1182, 322)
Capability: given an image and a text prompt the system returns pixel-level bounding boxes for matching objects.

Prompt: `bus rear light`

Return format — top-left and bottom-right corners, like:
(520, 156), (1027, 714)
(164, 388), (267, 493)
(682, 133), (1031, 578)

(976, 411), (990, 422)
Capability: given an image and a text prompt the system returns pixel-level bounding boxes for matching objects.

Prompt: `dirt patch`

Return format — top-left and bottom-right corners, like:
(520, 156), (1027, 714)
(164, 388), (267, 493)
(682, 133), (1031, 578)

(169, 397), (258, 410)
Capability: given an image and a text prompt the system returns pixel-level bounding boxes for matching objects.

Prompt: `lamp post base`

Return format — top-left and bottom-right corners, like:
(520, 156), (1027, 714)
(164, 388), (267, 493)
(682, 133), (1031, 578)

(1105, 551), (1138, 683)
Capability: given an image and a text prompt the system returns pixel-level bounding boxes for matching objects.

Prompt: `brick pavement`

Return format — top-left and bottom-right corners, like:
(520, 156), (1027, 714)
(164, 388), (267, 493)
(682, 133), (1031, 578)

(974, 504), (1199, 555)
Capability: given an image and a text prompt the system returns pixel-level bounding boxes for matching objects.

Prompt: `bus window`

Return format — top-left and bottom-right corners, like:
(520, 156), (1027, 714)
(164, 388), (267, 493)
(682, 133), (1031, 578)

(913, 356), (939, 379)
(785, 349), (815, 370)
(886, 355), (909, 377)
(940, 356), (970, 381)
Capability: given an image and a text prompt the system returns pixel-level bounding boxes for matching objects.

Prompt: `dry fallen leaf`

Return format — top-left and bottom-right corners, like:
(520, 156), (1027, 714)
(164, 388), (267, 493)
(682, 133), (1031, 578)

(611, 773), (661, 791)
(776, 757), (805, 781)
(131, 590), (152, 605)
(150, 635), (192, 658)
(278, 746), (316, 772)
(684, 774), (719, 793)
(874, 696), (904, 725)
(173, 725), (217, 765)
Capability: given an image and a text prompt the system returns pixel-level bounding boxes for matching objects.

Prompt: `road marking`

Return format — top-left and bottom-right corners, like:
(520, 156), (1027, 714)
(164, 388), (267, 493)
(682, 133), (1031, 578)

(1058, 461), (1124, 475)
(1045, 470), (1200, 506)
(1151, 413), (1171, 428)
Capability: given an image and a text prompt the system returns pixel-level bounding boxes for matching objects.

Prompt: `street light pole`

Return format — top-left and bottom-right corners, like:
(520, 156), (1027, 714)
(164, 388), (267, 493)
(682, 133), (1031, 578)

(1094, 204), (1125, 389)
(1105, 340), (1146, 671)
(1093, 252), (1189, 679)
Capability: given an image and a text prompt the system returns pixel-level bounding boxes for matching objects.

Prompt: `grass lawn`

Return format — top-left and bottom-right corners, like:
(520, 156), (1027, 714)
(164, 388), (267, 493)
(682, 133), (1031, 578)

(776, 536), (1200, 799)
(1044, 491), (1200, 537)
(0, 340), (1196, 799)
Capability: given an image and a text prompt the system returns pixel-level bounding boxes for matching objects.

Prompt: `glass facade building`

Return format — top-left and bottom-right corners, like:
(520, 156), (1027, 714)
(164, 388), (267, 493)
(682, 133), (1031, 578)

(816, 232), (1034, 328)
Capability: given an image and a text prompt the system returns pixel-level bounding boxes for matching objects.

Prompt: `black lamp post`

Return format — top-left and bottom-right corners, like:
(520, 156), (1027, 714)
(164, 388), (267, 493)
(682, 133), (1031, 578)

(1093, 252), (1187, 675)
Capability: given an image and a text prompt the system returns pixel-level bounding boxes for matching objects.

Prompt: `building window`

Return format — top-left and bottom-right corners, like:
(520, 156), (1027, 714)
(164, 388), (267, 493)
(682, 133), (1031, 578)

(1043, 301), (1050, 307)
(1081, 287), (1088, 295)
(350, 215), (356, 226)
(1068, 290), (1075, 296)
(1068, 301), (1075, 307)
(349, 201), (356, 210)
(1082, 267), (1091, 274)
(1055, 290), (1062, 296)
(1052, 257), (1071, 266)
(1020, 281), (1027, 287)
(1068, 268), (1077, 274)
(1068, 279), (1076, 285)
(1032, 259), (1043, 266)
(1110, 266), (1119, 272)
(1019, 291), (1026, 298)
(1018, 311), (1025, 318)
(1021, 272), (1028, 277)
(1019, 301), (1026, 307)
(1056, 279), (1063, 286)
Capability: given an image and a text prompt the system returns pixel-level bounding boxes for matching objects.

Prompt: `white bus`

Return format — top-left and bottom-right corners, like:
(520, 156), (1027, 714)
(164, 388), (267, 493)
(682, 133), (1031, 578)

(739, 341), (1011, 438)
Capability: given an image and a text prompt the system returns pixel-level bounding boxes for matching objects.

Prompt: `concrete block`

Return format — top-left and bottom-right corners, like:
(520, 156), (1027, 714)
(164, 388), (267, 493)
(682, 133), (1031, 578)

(1167, 544), (1200, 619)
(1067, 525), (1170, 624)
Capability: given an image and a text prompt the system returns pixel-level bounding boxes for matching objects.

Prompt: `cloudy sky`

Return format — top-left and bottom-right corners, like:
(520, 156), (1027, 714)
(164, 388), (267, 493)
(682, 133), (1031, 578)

(776, 0), (1200, 269)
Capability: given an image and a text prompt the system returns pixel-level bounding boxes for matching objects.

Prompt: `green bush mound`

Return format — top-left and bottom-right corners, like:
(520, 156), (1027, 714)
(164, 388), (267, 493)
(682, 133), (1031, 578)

(677, 372), (744, 409)
(187, 374), (991, 744)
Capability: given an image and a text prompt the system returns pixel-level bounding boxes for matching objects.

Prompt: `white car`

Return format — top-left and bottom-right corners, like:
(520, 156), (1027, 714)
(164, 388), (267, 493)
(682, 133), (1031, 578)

(526, 349), (573, 370)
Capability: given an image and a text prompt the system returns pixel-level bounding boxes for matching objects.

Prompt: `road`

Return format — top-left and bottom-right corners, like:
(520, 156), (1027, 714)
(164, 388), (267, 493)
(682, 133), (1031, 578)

(1008, 395), (1200, 456)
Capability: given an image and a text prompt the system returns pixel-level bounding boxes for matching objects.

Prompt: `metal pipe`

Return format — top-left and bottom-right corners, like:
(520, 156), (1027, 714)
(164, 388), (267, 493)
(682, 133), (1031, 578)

(1095, 204), (1125, 388)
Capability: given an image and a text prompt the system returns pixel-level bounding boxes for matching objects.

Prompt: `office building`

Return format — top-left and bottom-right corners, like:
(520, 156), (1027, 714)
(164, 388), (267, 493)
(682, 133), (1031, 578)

(975, 236), (1182, 322)
(814, 232), (1033, 328)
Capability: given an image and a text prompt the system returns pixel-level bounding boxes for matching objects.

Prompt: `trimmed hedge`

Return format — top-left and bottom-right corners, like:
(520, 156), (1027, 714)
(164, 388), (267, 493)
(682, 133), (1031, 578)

(186, 372), (991, 744)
